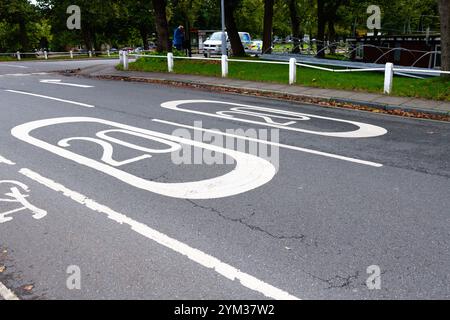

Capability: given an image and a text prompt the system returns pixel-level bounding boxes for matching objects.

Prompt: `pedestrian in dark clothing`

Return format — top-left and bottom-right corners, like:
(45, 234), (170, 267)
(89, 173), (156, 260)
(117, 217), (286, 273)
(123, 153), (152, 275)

(173, 25), (185, 51)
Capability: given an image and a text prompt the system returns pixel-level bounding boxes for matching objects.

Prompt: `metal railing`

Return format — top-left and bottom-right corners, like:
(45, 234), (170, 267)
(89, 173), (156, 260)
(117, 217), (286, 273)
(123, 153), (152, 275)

(0, 50), (119, 61)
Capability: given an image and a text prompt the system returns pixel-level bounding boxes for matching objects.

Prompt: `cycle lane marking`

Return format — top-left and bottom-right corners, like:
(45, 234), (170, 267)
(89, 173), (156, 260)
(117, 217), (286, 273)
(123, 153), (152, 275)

(19, 167), (300, 300)
(0, 282), (19, 300)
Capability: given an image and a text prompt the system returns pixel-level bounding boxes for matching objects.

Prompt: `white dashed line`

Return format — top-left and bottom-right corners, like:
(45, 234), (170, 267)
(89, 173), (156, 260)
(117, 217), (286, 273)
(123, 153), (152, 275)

(40, 80), (94, 88)
(5, 90), (95, 108)
(19, 168), (300, 300)
(0, 282), (19, 300)
(0, 72), (49, 77)
(0, 64), (29, 69)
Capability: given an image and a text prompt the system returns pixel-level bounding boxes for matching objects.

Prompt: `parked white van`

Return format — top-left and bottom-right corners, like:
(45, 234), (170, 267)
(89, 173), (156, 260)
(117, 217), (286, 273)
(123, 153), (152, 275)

(202, 32), (252, 57)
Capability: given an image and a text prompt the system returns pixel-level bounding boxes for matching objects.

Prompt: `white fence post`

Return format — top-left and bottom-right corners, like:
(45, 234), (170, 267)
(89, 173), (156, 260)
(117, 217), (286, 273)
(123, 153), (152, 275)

(119, 50), (123, 64)
(16, 51), (21, 61)
(70, 50), (73, 59)
(289, 58), (297, 85)
(107, 49), (110, 57)
(221, 55), (228, 78)
(89, 50), (92, 58)
(44, 51), (48, 60)
(167, 52), (174, 72)
(384, 62), (394, 94)
(123, 51), (129, 70)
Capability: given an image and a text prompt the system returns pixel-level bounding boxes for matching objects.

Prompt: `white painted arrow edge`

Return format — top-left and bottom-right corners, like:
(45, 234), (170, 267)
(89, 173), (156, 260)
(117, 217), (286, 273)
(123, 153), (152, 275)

(40, 79), (94, 88)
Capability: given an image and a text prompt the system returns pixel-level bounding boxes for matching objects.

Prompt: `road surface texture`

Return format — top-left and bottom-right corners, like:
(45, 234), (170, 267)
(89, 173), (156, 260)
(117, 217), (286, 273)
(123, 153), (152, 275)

(0, 60), (449, 300)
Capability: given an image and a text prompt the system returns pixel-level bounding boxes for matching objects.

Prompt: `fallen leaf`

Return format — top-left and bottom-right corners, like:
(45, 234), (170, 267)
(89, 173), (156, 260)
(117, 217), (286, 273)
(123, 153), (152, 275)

(23, 285), (34, 292)
(0, 266), (5, 273)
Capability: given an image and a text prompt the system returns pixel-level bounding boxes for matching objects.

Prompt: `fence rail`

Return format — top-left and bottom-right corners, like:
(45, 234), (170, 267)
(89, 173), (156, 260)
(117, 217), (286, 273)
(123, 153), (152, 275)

(0, 50), (118, 61)
(122, 52), (449, 95)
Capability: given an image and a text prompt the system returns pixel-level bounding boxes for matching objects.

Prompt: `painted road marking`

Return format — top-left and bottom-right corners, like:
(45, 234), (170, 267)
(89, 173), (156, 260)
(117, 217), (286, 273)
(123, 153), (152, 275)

(0, 72), (49, 77)
(5, 90), (95, 108)
(19, 168), (299, 300)
(0, 64), (29, 69)
(153, 119), (383, 168)
(0, 180), (47, 223)
(0, 155), (15, 165)
(12, 117), (276, 199)
(0, 282), (19, 300)
(40, 79), (94, 88)
(160, 100), (388, 138)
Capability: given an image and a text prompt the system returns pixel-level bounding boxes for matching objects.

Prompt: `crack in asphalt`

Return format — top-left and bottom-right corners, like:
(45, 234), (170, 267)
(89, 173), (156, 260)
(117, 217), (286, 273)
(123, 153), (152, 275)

(179, 203), (360, 291)
(186, 199), (306, 241)
(304, 270), (360, 289)
(148, 171), (169, 182)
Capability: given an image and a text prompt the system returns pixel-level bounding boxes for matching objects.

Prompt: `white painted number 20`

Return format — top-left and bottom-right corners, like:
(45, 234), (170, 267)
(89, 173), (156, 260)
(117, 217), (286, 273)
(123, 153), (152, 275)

(12, 117), (276, 199)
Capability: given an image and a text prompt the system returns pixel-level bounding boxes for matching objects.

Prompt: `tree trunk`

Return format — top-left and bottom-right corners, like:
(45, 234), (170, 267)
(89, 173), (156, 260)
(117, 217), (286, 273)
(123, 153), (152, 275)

(225, 0), (246, 56)
(262, 0), (274, 54)
(83, 30), (94, 51)
(438, 0), (449, 76)
(328, 20), (336, 55)
(152, 0), (171, 52)
(288, 0), (301, 54)
(18, 19), (28, 51)
(316, 0), (325, 58)
(140, 28), (149, 50)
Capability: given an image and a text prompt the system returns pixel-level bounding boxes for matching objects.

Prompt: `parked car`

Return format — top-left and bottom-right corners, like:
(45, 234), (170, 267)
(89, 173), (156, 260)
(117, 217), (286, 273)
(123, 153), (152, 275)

(202, 32), (252, 57)
(249, 40), (263, 53)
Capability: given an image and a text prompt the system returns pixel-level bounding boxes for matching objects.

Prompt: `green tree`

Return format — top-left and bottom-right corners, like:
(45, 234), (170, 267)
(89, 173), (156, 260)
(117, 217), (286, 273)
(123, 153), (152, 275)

(0, 0), (38, 51)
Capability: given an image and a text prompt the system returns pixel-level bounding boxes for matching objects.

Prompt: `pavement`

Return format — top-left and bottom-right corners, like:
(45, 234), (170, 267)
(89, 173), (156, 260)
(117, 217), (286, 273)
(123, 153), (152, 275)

(0, 59), (449, 300)
(77, 64), (450, 118)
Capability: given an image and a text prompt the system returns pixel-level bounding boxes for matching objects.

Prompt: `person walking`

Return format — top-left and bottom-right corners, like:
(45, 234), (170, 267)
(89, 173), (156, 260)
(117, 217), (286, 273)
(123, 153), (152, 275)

(173, 25), (185, 51)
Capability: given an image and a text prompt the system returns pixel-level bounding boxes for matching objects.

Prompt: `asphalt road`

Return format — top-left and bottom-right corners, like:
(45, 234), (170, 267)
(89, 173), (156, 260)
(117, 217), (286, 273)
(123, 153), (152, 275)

(0, 60), (449, 300)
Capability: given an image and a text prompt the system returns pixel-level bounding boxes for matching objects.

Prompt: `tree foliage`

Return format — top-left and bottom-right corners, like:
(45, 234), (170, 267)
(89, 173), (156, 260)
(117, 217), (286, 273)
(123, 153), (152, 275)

(0, 0), (446, 70)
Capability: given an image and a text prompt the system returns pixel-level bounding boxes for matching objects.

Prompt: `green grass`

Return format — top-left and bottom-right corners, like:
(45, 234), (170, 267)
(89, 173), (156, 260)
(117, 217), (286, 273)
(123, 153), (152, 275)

(324, 53), (349, 61)
(0, 56), (16, 61)
(123, 57), (450, 101)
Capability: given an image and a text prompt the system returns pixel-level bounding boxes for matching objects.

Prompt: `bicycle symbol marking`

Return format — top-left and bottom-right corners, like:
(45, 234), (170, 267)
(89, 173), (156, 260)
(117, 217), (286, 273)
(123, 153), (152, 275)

(0, 180), (47, 224)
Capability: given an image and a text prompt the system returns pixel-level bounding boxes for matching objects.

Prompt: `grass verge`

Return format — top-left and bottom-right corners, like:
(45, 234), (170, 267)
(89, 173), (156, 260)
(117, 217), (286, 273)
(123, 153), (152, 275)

(122, 57), (450, 101)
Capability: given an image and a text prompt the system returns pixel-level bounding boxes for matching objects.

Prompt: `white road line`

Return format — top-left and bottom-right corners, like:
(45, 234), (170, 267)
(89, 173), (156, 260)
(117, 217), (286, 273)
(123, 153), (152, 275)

(0, 282), (19, 300)
(19, 168), (300, 300)
(5, 90), (95, 108)
(0, 64), (29, 69)
(153, 119), (383, 168)
(0, 154), (15, 165)
(40, 79), (94, 88)
(0, 72), (49, 77)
